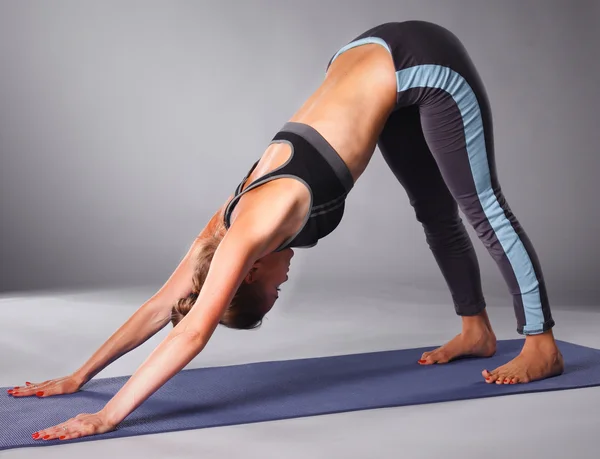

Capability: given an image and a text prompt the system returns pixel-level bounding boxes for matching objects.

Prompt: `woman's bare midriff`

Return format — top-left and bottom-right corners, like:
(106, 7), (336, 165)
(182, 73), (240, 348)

(241, 44), (397, 189)
(290, 44), (398, 181)
(225, 44), (397, 242)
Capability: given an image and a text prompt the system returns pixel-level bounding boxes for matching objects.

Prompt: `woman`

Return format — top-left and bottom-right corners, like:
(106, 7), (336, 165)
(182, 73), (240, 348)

(9, 21), (564, 441)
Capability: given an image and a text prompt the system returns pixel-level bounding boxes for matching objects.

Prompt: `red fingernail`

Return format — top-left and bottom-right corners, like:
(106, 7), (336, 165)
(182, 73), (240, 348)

(32, 433), (39, 439)
(418, 359), (426, 363)
(13, 386), (20, 390)
(7, 389), (13, 394)
(36, 391), (44, 397)
(59, 436), (66, 440)
(25, 382), (32, 385)
(510, 381), (515, 384)
(43, 435), (50, 440)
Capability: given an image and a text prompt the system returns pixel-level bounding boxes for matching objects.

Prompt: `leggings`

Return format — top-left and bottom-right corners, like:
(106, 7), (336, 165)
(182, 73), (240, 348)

(330, 21), (554, 335)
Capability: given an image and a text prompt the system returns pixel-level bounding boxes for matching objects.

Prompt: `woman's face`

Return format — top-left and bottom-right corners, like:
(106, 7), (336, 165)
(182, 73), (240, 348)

(247, 248), (294, 312)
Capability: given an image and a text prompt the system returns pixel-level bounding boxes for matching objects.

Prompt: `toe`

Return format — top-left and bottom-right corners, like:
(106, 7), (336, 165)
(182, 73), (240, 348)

(497, 375), (510, 385)
(482, 369), (497, 383)
(420, 351), (435, 363)
(419, 351), (439, 365)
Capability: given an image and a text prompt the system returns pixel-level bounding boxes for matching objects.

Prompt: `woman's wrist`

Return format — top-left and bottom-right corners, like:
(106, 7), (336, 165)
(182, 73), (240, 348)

(70, 370), (89, 388)
(97, 407), (121, 429)
(96, 407), (121, 428)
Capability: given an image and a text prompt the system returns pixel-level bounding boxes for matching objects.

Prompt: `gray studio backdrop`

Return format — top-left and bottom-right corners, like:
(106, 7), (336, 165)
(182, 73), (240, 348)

(1, 0), (598, 306)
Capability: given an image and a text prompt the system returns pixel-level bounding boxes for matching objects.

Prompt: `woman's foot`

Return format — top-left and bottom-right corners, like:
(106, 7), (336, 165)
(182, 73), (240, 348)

(418, 311), (497, 365)
(482, 330), (564, 384)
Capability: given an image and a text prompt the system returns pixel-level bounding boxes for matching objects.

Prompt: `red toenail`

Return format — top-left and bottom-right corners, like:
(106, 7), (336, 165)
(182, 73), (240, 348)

(418, 359), (426, 363)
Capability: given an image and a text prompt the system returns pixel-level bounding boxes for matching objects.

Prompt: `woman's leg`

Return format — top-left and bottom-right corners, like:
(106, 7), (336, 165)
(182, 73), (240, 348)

(379, 106), (487, 316)
(343, 20), (562, 382)
(413, 75), (554, 336)
(336, 21), (554, 335)
(379, 105), (497, 363)
(402, 62), (563, 382)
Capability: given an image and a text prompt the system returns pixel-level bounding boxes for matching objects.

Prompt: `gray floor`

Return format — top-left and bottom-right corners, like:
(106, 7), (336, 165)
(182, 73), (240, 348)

(1, 283), (599, 459)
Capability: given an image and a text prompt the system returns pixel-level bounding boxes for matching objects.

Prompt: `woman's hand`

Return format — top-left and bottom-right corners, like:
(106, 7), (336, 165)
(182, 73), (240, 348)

(7, 375), (82, 398)
(32, 412), (116, 442)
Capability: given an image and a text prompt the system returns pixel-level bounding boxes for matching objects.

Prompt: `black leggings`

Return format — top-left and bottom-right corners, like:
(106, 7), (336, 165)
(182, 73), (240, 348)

(330, 21), (554, 335)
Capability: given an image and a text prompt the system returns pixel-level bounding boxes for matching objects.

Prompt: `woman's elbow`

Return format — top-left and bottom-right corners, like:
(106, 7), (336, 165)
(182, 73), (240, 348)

(172, 319), (216, 350)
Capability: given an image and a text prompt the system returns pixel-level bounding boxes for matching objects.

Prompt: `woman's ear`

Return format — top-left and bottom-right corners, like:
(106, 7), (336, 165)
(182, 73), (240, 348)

(245, 266), (258, 284)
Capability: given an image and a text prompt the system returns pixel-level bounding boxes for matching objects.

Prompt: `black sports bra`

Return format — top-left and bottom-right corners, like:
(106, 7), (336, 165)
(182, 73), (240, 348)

(223, 122), (354, 251)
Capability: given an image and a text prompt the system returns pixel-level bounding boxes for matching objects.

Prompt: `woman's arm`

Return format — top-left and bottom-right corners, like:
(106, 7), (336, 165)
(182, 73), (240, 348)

(72, 199), (233, 387)
(29, 219), (269, 440)
(70, 300), (172, 387)
(98, 216), (274, 426)
(30, 184), (301, 441)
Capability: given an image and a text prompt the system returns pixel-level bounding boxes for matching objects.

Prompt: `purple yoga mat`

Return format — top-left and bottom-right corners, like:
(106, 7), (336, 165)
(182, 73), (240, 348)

(1, 339), (598, 451)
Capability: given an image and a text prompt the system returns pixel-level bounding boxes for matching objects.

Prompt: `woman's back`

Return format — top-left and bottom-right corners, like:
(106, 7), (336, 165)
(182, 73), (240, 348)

(225, 44), (398, 242)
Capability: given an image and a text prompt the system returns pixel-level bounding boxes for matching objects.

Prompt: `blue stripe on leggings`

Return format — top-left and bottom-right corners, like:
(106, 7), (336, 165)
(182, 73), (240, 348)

(394, 64), (543, 333)
(329, 37), (391, 66)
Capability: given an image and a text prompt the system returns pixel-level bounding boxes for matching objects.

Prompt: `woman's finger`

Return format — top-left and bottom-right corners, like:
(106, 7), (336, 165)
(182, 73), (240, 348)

(6, 381), (51, 395)
(19, 380), (44, 389)
(33, 412), (113, 442)
(8, 387), (35, 397)
(59, 428), (85, 441)
(67, 423), (92, 440)
(33, 430), (50, 440)
(53, 426), (80, 441)
(47, 425), (65, 439)
(10, 380), (55, 397)
(34, 422), (71, 441)
(8, 383), (31, 393)
(9, 385), (47, 397)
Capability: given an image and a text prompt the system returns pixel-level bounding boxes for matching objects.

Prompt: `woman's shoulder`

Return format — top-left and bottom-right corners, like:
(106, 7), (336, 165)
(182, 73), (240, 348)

(196, 196), (233, 241)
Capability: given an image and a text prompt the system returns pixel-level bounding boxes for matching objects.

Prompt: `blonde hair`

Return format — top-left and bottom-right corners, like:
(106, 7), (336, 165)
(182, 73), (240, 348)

(171, 236), (267, 330)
